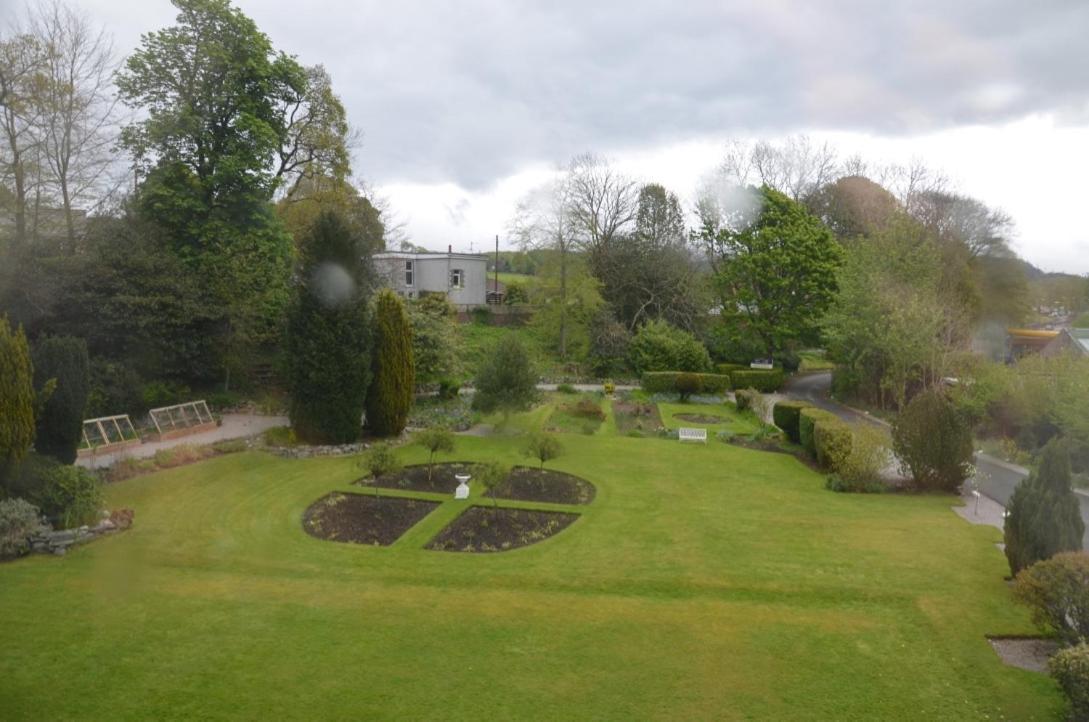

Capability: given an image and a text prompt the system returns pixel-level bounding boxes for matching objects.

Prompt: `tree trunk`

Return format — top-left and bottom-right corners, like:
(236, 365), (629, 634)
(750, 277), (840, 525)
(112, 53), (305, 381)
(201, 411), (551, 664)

(559, 241), (568, 359)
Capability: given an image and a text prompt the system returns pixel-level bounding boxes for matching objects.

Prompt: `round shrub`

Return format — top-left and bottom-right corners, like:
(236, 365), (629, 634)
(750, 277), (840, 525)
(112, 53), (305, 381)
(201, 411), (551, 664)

(472, 335), (538, 414)
(1050, 643), (1089, 721)
(0, 498), (46, 558)
(734, 389), (757, 412)
(675, 373), (703, 401)
(814, 417), (853, 470)
(1013, 552), (1089, 646)
(628, 319), (710, 374)
(892, 389), (973, 492)
(773, 401), (810, 443)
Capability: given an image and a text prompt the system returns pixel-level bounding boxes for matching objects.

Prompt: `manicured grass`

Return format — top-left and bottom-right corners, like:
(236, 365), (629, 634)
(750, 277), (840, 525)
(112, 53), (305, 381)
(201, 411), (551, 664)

(545, 393), (606, 435)
(0, 434), (1061, 720)
(799, 349), (837, 372)
(658, 401), (766, 436)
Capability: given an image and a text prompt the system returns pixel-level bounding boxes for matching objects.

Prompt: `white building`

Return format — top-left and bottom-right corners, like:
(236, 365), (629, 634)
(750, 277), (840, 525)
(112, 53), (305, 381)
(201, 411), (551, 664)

(373, 251), (490, 306)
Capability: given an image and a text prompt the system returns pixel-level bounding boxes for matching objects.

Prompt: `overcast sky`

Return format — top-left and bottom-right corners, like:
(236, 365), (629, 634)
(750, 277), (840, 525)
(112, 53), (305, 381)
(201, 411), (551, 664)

(28, 0), (1089, 273)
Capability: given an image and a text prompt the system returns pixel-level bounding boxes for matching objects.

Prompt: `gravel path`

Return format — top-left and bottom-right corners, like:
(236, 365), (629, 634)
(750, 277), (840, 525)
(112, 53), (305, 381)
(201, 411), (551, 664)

(77, 413), (288, 469)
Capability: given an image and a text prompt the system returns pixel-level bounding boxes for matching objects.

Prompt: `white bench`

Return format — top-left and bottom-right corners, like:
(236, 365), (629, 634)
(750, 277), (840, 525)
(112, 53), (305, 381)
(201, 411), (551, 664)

(678, 427), (707, 443)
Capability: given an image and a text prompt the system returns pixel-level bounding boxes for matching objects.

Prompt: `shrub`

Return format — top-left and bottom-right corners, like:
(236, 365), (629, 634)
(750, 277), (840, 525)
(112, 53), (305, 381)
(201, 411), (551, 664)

(470, 306), (492, 325)
(1050, 643), (1089, 721)
(503, 281), (529, 305)
(1005, 440), (1086, 575)
(415, 428), (455, 480)
(524, 433), (563, 469)
(210, 439), (247, 454)
(408, 297), (462, 386)
(206, 390), (243, 411)
(715, 363), (748, 375)
(828, 425), (889, 492)
(675, 373), (703, 402)
(1013, 552), (1089, 646)
(153, 444), (205, 468)
(21, 457), (103, 528)
(367, 290), (416, 436)
(472, 335), (538, 415)
(263, 426), (298, 447)
(799, 408), (838, 457)
(642, 372), (731, 397)
(734, 389), (757, 412)
(773, 401), (810, 443)
(603, 381), (616, 395)
(0, 498), (46, 558)
(628, 319), (710, 374)
(140, 380), (190, 409)
(0, 316), (35, 475)
(777, 350), (801, 373)
(438, 378), (460, 400)
(813, 417), (853, 470)
(728, 369), (785, 393)
(571, 398), (605, 421)
(31, 336), (90, 465)
(285, 211), (373, 444)
(892, 389), (973, 492)
(556, 383), (577, 394)
(361, 443), (401, 485)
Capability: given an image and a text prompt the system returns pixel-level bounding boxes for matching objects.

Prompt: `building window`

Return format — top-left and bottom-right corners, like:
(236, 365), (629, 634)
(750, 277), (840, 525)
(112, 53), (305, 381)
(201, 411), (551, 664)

(404, 260), (413, 286)
(450, 268), (464, 289)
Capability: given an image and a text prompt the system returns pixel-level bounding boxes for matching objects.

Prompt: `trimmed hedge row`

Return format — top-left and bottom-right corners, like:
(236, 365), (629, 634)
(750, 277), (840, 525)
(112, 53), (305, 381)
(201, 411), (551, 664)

(729, 369), (785, 393)
(641, 372), (732, 396)
(814, 417), (853, 470)
(799, 407), (838, 456)
(715, 363), (748, 375)
(772, 401), (809, 443)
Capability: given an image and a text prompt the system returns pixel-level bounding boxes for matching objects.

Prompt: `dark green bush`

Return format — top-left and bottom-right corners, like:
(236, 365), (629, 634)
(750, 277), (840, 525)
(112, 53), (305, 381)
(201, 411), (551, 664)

(814, 417), (853, 470)
(32, 336), (90, 465)
(715, 363), (748, 375)
(642, 372), (731, 397)
(1005, 441), (1086, 575)
(799, 408), (838, 457)
(1014, 552), (1089, 646)
(628, 319), (710, 374)
(729, 369), (785, 392)
(206, 390), (243, 411)
(773, 401), (810, 443)
(11, 454), (102, 528)
(1050, 642), (1089, 720)
(140, 380), (190, 409)
(470, 306), (492, 325)
(778, 351), (801, 373)
(438, 378), (460, 400)
(367, 290), (415, 436)
(892, 389), (973, 492)
(556, 383), (578, 394)
(472, 335), (538, 414)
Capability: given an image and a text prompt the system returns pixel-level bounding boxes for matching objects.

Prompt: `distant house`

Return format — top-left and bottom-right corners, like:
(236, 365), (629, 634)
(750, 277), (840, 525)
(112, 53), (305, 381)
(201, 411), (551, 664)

(1042, 328), (1089, 358)
(373, 251), (489, 307)
(1006, 328), (1060, 361)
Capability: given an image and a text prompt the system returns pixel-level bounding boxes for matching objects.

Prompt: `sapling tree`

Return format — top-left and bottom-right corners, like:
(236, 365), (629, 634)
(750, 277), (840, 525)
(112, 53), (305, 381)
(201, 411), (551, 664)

(524, 433), (563, 469)
(474, 461), (509, 511)
(361, 443), (401, 498)
(415, 428), (455, 480)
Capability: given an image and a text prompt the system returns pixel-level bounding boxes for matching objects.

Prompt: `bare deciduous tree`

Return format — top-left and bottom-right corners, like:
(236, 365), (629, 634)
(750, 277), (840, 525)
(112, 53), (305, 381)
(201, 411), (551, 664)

(564, 152), (638, 274)
(719, 135), (840, 201)
(0, 24), (46, 248)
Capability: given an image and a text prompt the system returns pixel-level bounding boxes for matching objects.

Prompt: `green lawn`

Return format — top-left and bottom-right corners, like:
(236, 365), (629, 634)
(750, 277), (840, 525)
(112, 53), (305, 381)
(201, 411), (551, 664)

(0, 427), (1061, 719)
(658, 401), (765, 436)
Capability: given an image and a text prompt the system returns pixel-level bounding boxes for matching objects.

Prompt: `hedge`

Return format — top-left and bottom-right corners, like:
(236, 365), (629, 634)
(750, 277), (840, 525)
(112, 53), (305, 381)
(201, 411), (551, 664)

(799, 407), (838, 456)
(641, 372), (731, 396)
(729, 369), (785, 393)
(814, 417), (853, 470)
(734, 389), (758, 412)
(715, 363), (748, 376)
(773, 401), (810, 443)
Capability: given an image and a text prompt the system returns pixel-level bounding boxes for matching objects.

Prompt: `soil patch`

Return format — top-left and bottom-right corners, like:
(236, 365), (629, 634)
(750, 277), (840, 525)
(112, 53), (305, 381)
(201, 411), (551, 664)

(987, 636), (1059, 673)
(357, 462), (476, 494)
(303, 492), (439, 546)
(613, 399), (662, 434)
(494, 466), (596, 505)
(426, 506), (579, 553)
(673, 413), (727, 425)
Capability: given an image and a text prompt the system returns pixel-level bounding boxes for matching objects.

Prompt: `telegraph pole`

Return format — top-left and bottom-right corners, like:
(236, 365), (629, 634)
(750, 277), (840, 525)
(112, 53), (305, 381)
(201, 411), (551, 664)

(494, 234), (500, 299)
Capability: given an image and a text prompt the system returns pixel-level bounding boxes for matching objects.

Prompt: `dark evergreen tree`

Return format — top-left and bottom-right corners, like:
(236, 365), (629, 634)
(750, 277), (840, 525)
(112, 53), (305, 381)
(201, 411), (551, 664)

(32, 337), (90, 464)
(472, 335), (538, 414)
(366, 290), (415, 436)
(285, 211), (374, 443)
(0, 316), (35, 482)
(1005, 440), (1085, 575)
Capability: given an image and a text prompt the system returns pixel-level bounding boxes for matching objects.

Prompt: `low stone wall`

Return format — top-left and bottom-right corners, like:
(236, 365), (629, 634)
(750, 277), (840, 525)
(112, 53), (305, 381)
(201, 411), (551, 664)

(29, 509), (134, 556)
(267, 442), (370, 459)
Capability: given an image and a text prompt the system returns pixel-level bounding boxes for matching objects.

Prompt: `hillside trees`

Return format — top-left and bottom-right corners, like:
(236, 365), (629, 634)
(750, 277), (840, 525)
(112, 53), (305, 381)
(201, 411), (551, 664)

(285, 211), (374, 443)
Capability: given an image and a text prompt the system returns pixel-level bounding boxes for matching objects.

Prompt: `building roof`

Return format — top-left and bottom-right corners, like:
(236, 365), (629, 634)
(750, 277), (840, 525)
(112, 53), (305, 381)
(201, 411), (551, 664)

(374, 251), (487, 262)
(1068, 328), (1089, 355)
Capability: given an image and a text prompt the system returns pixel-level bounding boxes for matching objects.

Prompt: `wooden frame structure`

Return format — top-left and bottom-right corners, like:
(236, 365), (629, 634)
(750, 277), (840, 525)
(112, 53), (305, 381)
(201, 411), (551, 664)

(80, 414), (140, 453)
(148, 400), (216, 441)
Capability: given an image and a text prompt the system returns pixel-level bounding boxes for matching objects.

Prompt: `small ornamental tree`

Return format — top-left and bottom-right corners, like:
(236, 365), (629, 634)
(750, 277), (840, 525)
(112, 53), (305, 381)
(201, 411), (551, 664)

(285, 211), (373, 444)
(524, 433), (563, 469)
(474, 461), (510, 511)
(361, 443), (401, 497)
(32, 337), (90, 465)
(0, 317), (35, 479)
(415, 428), (455, 480)
(367, 290), (415, 436)
(891, 389), (973, 492)
(1005, 440), (1086, 575)
(472, 335), (538, 415)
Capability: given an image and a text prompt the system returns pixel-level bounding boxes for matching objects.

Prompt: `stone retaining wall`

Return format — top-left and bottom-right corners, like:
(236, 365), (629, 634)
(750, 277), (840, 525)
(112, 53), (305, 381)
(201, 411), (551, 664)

(28, 509), (134, 556)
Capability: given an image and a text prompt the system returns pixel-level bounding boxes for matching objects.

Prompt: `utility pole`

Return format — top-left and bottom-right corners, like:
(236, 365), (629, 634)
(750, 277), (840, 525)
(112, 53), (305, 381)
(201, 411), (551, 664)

(494, 234), (500, 300)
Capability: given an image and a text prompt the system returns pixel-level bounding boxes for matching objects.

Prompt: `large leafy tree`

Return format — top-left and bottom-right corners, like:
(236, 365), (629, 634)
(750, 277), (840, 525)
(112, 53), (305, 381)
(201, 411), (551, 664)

(1004, 440), (1085, 575)
(32, 336), (89, 465)
(698, 186), (841, 358)
(116, 0), (304, 384)
(366, 290), (414, 436)
(285, 211), (374, 443)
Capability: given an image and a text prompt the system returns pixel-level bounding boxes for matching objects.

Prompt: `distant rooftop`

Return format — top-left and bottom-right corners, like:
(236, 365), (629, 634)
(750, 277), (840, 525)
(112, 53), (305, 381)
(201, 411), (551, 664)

(374, 250), (486, 261)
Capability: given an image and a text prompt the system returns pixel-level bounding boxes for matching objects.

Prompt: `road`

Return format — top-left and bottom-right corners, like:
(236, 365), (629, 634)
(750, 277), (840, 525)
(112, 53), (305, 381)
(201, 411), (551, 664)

(784, 372), (1089, 548)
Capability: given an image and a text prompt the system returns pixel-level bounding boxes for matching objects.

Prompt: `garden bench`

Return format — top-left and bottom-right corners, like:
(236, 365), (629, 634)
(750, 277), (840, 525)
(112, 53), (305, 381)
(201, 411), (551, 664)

(678, 427), (707, 443)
